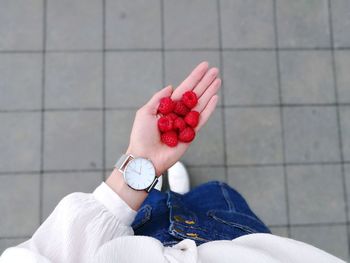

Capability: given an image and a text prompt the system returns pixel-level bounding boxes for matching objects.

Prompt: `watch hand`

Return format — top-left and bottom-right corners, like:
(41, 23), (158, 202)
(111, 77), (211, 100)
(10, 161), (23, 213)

(139, 161), (142, 174)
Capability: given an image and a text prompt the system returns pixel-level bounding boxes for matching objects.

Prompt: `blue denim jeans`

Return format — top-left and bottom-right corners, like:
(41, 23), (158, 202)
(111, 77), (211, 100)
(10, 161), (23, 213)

(131, 181), (271, 246)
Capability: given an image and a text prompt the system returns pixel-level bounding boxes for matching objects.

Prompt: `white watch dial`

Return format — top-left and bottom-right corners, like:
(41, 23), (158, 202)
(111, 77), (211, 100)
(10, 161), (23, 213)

(124, 158), (155, 190)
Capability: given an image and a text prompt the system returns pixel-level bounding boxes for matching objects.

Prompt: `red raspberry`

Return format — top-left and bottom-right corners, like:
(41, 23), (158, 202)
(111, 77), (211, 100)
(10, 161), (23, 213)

(173, 101), (190, 116)
(178, 127), (196, 143)
(158, 97), (175, 114)
(181, 91), (198, 109)
(161, 131), (178, 147)
(173, 117), (186, 131)
(166, 112), (178, 121)
(184, 111), (200, 128)
(158, 116), (173, 132)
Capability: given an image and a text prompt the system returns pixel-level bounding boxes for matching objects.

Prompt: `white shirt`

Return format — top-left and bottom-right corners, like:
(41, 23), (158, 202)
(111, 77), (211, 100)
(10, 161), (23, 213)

(0, 182), (345, 263)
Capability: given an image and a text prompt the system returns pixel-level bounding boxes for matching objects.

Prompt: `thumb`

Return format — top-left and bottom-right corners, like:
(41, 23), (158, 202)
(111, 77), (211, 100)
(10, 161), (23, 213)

(145, 85), (173, 113)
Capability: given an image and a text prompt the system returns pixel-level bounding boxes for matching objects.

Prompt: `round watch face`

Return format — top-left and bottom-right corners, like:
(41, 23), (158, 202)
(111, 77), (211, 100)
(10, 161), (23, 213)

(124, 158), (155, 190)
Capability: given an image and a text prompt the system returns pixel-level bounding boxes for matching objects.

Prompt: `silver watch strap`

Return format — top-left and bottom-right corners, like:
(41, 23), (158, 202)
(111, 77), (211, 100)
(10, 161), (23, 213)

(114, 154), (134, 172)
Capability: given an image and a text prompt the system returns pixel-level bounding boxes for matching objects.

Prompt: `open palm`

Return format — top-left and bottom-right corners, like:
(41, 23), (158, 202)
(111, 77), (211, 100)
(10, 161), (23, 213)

(126, 62), (221, 176)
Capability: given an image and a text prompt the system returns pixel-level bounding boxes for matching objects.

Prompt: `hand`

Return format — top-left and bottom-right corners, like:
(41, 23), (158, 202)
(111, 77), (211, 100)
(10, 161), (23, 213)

(126, 61), (221, 176)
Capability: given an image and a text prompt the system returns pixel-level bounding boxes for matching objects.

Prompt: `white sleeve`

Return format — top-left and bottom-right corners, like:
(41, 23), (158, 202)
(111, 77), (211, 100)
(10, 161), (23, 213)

(0, 182), (137, 263)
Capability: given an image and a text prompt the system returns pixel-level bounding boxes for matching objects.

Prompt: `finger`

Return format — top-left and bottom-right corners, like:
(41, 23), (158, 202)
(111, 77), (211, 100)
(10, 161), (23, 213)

(193, 67), (219, 98)
(193, 78), (221, 113)
(171, 61), (209, 100)
(196, 95), (219, 132)
(145, 85), (173, 113)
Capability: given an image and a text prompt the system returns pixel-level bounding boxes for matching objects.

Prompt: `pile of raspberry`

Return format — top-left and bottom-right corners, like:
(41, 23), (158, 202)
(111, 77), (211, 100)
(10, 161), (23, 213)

(157, 91), (199, 147)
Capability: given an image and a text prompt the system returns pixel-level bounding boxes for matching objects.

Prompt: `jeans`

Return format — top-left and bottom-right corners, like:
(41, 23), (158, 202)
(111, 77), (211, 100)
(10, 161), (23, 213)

(131, 181), (271, 246)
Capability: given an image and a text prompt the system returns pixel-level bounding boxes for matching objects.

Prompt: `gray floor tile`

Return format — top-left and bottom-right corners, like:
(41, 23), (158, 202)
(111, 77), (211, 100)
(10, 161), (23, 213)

(335, 51), (350, 103)
(182, 110), (225, 166)
(0, 53), (42, 110)
(227, 166), (287, 226)
(287, 164), (346, 224)
(222, 51), (279, 106)
(290, 225), (348, 261)
(283, 107), (340, 163)
(105, 110), (135, 169)
(44, 111), (103, 170)
(269, 226), (289, 238)
(105, 52), (162, 108)
(106, 0), (161, 49)
(187, 166), (226, 188)
(0, 113), (41, 172)
(0, 238), (27, 254)
(45, 53), (103, 109)
(331, 0), (350, 48)
(225, 107), (283, 165)
(0, 0), (43, 50)
(0, 174), (40, 236)
(276, 0), (330, 48)
(279, 51), (335, 104)
(220, 0), (275, 48)
(42, 171), (102, 219)
(341, 107), (350, 162)
(163, 0), (219, 49)
(46, 0), (102, 50)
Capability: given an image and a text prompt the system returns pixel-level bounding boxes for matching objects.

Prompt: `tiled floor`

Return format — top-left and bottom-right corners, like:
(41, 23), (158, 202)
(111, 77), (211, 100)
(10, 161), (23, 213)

(0, 0), (349, 260)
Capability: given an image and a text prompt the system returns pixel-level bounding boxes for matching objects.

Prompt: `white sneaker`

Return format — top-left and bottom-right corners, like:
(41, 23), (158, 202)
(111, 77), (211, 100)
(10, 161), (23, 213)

(168, 161), (190, 194)
(154, 175), (163, 191)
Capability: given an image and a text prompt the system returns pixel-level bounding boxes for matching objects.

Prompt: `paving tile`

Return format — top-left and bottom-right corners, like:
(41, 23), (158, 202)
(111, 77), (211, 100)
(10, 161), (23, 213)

(106, 0), (161, 49)
(182, 110), (225, 166)
(0, 238), (27, 254)
(46, 0), (102, 50)
(0, 0), (43, 50)
(0, 174), (40, 236)
(0, 113), (41, 172)
(331, 0), (350, 48)
(269, 226), (289, 238)
(276, 0), (330, 48)
(105, 110), (135, 169)
(287, 164), (346, 224)
(187, 166), (226, 188)
(0, 53), (42, 110)
(163, 0), (219, 49)
(335, 51), (350, 103)
(44, 111), (103, 170)
(279, 51), (335, 104)
(105, 52), (162, 108)
(42, 171), (102, 219)
(290, 225), (348, 261)
(225, 107), (283, 165)
(45, 53), (103, 109)
(341, 107), (350, 162)
(222, 51), (279, 106)
(220, 0), (275, 48)
(283, 107), (340, 163)
(227, 166), (287, 226)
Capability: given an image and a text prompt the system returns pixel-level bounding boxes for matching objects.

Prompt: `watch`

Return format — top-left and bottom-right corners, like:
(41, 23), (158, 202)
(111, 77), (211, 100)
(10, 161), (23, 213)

(114, 154), (159, 193)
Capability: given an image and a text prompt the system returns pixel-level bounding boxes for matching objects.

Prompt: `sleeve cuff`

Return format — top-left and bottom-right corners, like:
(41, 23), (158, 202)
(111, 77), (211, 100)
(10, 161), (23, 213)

(93, 182), (137, 226)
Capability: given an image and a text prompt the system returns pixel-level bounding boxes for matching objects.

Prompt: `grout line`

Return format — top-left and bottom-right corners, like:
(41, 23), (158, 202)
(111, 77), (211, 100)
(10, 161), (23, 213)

(327, 0), (350, 257)
(38, 0), (47, 224)
(273, 0), (291, 238)
(216, 0), (228, 183)
(160, 0), (165, 86)
(268, 221), (349, 229)
(3, 47), (350, 53)
(102, 0), (107, 181)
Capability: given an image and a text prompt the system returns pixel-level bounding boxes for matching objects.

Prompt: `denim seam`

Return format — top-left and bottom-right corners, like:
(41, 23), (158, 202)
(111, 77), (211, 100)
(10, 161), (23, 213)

(219, 182), (235, 211)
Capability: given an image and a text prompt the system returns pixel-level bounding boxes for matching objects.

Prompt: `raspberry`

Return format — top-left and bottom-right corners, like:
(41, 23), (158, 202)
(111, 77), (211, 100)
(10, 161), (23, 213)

(157, 116), (173, 132)
(178, 127), (196, 143)
(173, 101), (190, 116)
(166, 112), (178, 121)
(173, 117), (186, 131)
(161, 131), (178, 147)
(158, 97), (175, 114)
(181, 91), (198, 109)
(184, 111), (200, 128)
